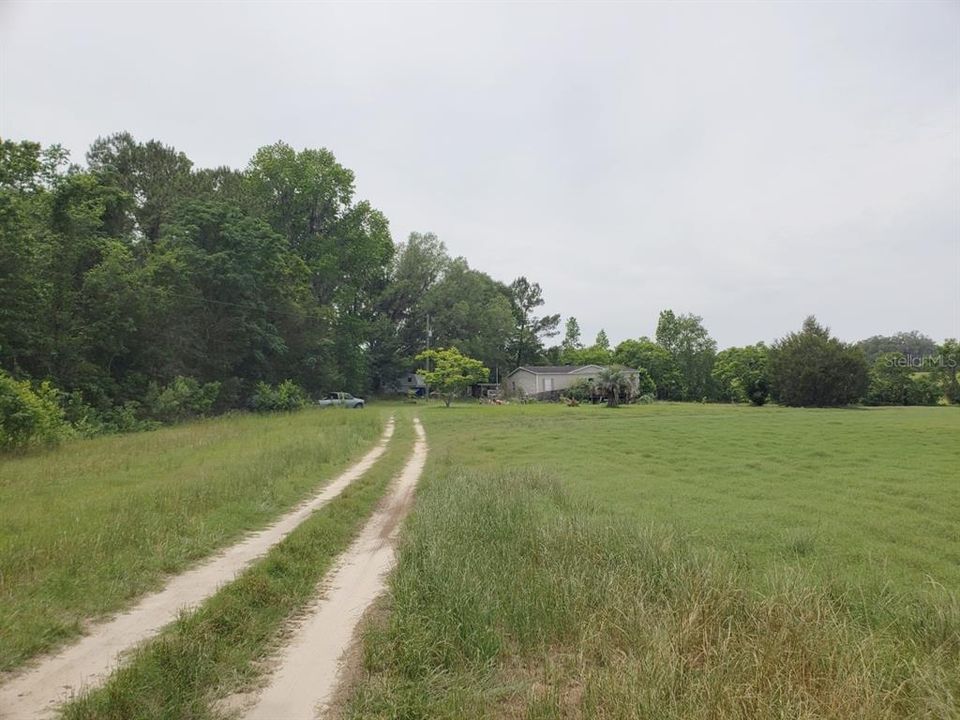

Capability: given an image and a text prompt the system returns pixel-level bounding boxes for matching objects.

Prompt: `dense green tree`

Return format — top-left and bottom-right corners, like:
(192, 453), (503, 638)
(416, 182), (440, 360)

(712, 344), (770, 405)
(506, 277), (560, 368)
(612, 337), (684, 400)
(936, 339), (959, 403)
(856, 331), (937, 365)
(87, 132), (193, 243)
(561, 317), (582, 354)
(368, 232), (449, 388)
(415, 347), (488, 407)
(563, 343), (613, 366)
(864, 352), (941, 406)
(594, 328), (610, 351)
(769, 317), (869, 407)
(146, 201), (311, 385)
(654, 311), (717, 400)
(0, 141), (67, 375)
(422, 259), (513, 379)
(243, 141), (393, 392)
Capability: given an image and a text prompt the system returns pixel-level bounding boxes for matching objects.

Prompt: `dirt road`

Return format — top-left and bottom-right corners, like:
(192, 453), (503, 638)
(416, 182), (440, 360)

(241, 417), (427, 720)
(0, 417), (396, 720)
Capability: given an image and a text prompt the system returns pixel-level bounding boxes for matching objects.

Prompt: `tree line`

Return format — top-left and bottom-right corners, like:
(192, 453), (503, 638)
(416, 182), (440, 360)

(546, 313), (958, 408)
(1, 134), (957, 448)
(0, 134), (563, 444)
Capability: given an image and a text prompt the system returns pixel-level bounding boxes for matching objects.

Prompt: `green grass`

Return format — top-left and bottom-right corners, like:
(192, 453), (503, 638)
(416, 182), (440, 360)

(0, 407), (384, 672)
(59, 413), (417, 720)
(346, 403), (960, 719)
(423, 403), (960, 593)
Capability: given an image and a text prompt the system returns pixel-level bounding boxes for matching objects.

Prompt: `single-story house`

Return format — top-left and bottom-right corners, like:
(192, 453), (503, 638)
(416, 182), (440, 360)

(502, 365), (641, 398)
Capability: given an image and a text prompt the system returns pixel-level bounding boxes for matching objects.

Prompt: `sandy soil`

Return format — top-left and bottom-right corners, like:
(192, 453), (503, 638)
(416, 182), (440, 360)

(0, 417), (395, 720)
(239, 417), (427, 720)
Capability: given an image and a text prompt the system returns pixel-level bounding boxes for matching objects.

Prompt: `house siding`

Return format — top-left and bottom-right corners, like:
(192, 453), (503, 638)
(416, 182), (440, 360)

(504, 368), (539, 396)
(503, 365), (642, 399)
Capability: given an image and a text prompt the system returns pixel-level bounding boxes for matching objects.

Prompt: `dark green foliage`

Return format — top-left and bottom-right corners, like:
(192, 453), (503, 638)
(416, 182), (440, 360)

(907, 374), (943, 406)
(865, 353), (942, 406)
(634, 366), (657, 398)
(712, 344), (770, 405)
(857, 331), (937, 365)
(769, 317), (869, 407)
(2, 133), (571, 436)
(655, 310), (717, 400)
(936, 339), (960, 403)
(250, 379), (309, 412)
(561, 316), (582, 354)
(145, 377), (221, 422)
(0, 135), (393, 427)
(614, 337), (685, 400)
(595, 365), (633, 407)
(564, 378), (595, 402)
(0, 371), (72, 450)
(506, 276), (561, 367)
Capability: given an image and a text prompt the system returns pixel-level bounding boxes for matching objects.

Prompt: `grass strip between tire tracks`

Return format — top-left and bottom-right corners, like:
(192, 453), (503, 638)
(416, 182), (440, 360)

(59, 415), (416, 720)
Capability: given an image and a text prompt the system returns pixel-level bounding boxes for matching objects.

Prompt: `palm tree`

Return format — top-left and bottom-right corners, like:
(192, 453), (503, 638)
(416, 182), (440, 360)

(596, 365), (632, 408)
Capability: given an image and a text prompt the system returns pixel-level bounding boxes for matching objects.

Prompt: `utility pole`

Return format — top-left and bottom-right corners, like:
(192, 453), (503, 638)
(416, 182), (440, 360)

(425, 314), (432, 401)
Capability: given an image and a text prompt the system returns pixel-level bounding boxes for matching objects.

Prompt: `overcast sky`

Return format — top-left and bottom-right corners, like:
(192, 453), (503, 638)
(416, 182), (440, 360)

(2, 1), (958, 347)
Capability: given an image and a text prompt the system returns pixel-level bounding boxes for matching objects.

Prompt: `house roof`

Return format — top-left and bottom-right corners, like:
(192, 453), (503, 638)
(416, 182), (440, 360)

(507, 365), (640, 377)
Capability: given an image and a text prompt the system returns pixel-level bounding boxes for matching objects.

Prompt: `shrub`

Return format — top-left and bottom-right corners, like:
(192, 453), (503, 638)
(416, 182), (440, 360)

(101, 401), (161, 433)
(866, 354), (943, 406)
(250, 379), (308, 412)
(565, 378), (595, 403)
(637, 393), (655, 404)
(59, 391), (107, 437)
(712, 344), (770, 405)
(145, 376), (221, 423)
(0, 372), (72, 451)
(634, 367), (657, 398)
(906, 374), (942, 406)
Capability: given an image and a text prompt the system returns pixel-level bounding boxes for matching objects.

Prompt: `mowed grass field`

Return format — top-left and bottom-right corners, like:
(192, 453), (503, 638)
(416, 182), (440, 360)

(0, 408), (385, 672)
(346, 403), (960, 719)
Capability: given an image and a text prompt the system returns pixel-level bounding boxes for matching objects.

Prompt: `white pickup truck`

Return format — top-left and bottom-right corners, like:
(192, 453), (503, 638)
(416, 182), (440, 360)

(316, 392), (365, 409)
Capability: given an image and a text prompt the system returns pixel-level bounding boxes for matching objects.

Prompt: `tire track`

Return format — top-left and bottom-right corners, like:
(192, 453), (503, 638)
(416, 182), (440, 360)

(0, 417), (396, 720)
(241, 417), (427, 720)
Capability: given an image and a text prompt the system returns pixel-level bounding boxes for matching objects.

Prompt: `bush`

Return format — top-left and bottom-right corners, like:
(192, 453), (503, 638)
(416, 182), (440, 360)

(565, 378), (595, 403)
(0, 372), (73, 451)
(634, 367), (657, 398)
(59, 391), (108, 437)
(865, 354), (943, 406)
(906, 374), (942, 406)
(637, 393), (655, 404)
(145, 376), (221, 423)
(250, 379), (308, 412)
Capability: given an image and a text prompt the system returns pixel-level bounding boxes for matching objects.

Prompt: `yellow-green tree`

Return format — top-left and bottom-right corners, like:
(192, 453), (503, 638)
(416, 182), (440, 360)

(415, 348), (488, 407)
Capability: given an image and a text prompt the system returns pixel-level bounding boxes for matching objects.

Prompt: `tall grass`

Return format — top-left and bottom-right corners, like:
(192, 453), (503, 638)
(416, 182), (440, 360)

(0, 408), (384, 672)
(346, 467), (959, 719)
